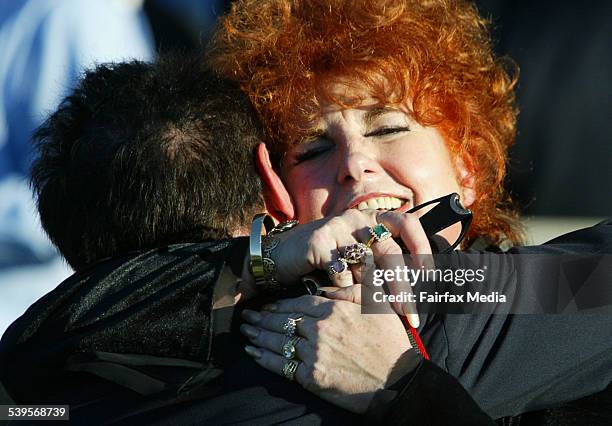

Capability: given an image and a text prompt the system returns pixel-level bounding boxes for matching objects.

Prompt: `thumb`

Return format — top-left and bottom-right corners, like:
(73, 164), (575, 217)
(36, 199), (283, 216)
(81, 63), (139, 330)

(322, 284), (362, 304)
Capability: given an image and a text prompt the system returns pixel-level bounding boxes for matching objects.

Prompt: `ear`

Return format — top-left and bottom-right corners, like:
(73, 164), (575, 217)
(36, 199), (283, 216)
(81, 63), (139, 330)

(455, 156), (476, 208)
(255, 143), (295, 222)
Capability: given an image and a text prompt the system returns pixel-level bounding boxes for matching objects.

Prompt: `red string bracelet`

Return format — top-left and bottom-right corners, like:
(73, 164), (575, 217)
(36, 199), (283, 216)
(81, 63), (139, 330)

(402, 315), (429, 360)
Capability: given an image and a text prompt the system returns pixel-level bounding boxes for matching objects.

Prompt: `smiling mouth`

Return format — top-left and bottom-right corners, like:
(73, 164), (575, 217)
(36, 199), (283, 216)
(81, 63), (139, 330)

(351, 196), (408, 211)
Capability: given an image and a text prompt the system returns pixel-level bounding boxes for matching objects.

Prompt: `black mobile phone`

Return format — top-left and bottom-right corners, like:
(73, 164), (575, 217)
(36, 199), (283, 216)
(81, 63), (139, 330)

(406, 192), (472, 253)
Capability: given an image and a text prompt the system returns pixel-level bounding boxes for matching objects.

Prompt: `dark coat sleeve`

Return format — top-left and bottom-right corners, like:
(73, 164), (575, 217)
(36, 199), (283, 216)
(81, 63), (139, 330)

(0, 239), (242, 403)
(369, 352), (495, 425)
(419, 219), (612, 419)
(0, 238), (365, 425)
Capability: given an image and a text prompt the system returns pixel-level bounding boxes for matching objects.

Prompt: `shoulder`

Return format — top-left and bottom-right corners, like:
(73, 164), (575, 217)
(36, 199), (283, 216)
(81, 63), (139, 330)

(508, 218), (612, 254)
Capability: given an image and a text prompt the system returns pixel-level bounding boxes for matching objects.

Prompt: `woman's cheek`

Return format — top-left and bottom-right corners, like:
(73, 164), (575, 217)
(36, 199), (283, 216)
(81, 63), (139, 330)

(296, 195), (327, 222)
(287, 181), (322, 221)
(287, 169), (333, 221)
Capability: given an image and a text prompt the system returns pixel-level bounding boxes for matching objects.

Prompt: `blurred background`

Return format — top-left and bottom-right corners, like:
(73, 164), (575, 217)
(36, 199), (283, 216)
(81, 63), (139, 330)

(0, 0), (610, 334)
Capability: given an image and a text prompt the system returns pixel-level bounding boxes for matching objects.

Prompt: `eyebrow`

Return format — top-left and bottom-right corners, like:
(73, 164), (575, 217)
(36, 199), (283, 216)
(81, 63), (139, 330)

(363, 107), (397, 127)
(302, 128), (326, 143)
(301, 106), (401, 142)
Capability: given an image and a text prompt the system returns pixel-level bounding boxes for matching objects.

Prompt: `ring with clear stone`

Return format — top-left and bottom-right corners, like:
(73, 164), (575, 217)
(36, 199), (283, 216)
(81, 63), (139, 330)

(282, 336), (301, 359)
(282, 315), (304, 337)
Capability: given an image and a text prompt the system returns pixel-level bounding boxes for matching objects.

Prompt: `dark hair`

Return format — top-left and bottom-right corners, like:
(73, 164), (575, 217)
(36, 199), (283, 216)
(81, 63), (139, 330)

(31, 54), (264, 271)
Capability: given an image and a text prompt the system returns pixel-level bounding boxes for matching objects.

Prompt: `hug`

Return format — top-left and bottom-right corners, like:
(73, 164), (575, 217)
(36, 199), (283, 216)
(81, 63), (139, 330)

(1, 0), (610, 424)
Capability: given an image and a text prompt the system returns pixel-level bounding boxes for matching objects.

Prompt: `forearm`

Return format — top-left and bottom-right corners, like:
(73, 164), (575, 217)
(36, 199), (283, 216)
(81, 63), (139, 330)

(368, 351), (494, 425)
(422, 220), (612, 418)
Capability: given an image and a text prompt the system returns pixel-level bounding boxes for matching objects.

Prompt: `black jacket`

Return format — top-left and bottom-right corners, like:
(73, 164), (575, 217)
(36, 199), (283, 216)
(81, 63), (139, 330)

(419, 219), (612, 419)
(0, 238), (492, 425)
(1, 220), (611, 424)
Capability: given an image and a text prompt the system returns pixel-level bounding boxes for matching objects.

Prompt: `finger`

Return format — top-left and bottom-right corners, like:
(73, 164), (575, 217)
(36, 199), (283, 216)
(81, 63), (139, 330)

(340, 242), (373, 285)
(348, 247), (374, 284)
(271, 217), (344, 283)
(356, 230), (399, 288)
(375, 212), (430, 327)
(317, 209), (383, 286)
(240, 325), (313, 363)
(326, 209), (376, 285)
(242, 309), (318, 340)
(260, 294), (330, 317)
(273, 209), (384, 284)
(306, 215), (359, 272)
(322, 284), (362, 304)
(377, 211), (432, 258)
(364, 228), (414, 319)
(245, 346), (310, 385)
(349, 263), (363, 284)
(326, 257), (354, 288)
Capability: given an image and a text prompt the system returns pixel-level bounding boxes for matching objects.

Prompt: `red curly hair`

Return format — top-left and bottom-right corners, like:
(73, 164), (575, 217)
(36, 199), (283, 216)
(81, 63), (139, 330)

(209, 0), (523, 246)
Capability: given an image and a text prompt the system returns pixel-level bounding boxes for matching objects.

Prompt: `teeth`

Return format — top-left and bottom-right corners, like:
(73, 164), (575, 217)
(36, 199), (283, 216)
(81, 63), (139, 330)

(354, 196), (405, 211)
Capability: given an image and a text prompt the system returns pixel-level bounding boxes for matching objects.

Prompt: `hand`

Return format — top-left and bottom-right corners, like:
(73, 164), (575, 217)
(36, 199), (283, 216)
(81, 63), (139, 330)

(246, 209), (432, 326)
(240, 292), (413, 413)
(272, 209), (431, 282)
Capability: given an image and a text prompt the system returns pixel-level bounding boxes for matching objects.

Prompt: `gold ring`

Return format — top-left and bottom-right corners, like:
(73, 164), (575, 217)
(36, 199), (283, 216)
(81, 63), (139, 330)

(283, 359), (300, 381)
(365, 223), (392, 248)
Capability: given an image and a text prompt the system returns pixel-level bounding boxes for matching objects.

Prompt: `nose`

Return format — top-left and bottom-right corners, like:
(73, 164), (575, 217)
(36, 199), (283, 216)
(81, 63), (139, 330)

(337, 142), (381, 184)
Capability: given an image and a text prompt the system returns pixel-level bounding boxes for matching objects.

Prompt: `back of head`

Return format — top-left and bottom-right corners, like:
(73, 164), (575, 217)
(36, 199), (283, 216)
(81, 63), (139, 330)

(31, 54), (264, 271)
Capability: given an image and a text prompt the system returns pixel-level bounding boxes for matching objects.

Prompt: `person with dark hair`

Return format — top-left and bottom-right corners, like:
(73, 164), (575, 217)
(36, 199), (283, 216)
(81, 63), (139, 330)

(30, 55), (264, 271)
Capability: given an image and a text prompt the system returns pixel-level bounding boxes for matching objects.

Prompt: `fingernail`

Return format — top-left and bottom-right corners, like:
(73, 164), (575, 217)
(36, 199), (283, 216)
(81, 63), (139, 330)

(240, 324), (260, 338)
(407, 313), (420, 329)
(244, 345), (262, 359)
(262, 304), (277, 312)
(242, 309), (262, 323)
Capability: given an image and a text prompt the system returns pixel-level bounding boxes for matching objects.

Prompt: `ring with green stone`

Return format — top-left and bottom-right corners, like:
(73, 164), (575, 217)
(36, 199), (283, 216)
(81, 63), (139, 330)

(366, 223), (392, 248)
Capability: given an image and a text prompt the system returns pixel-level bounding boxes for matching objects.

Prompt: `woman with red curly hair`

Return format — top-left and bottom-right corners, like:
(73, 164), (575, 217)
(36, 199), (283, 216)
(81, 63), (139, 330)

(210, 0), (612, 422)
(211, 0), (522, 247)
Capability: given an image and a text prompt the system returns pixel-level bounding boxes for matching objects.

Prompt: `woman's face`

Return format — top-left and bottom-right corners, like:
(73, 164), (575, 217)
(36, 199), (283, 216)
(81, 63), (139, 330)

(281, 88), (474, 223)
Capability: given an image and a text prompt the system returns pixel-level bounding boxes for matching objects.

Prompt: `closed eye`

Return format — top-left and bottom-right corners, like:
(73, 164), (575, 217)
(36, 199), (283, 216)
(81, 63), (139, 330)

(364, 126), (411, 138)
(293, 145), (332, 164)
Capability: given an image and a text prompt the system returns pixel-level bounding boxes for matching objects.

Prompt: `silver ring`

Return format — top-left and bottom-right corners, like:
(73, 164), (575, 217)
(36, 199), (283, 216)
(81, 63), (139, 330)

(283, 359), (300, 381)
(282, 336), (301, 359)
(327, 257), (349, 276)
(282, 315), (304, 337)
(343, 243), (373, 265)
